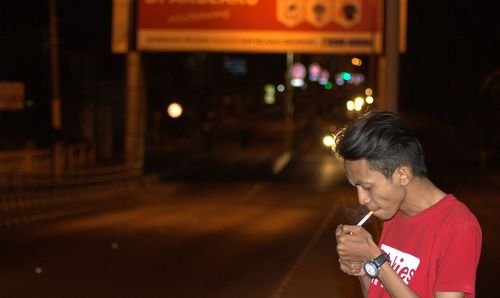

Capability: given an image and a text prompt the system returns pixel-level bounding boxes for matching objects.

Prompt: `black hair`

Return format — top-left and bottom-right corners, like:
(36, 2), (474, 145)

(333, 110), (427, 179)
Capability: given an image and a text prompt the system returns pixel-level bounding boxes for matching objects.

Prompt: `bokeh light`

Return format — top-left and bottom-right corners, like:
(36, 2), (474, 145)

(166, 102), (183, 118)
(346, 100), (355, 111)
(322, 135), (335, 147)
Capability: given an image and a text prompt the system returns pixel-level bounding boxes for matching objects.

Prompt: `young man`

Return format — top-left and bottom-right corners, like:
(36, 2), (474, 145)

(333, 110), (482, 297)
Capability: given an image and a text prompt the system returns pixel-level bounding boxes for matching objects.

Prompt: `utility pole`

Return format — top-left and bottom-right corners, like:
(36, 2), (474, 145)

(385, 0), (400, 112)
(111, 0), (146, 170)
(124, 51), (146, 168)
(272, 52), (295, 175)
(124, 0), (146, 169)
(378, 0), (401, 112)
(284, 52), (295, 151)
(49, 0), (63, 175)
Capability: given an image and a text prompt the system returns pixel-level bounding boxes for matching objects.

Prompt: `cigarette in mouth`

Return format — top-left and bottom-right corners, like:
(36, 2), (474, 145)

(356, 210), (374, 226)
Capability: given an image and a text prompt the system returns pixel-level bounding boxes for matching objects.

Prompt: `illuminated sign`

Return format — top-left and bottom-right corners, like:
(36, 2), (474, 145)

(136, 0), (383, 54)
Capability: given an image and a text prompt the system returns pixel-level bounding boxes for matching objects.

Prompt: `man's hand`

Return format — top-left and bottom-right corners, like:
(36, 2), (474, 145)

(338, 258), (365, 276)
(335, 224), (380, 292)
(335, 224), (380, 262)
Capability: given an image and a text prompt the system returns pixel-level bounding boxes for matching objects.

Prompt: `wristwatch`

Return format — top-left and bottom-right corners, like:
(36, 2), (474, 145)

(364, 253), (390, 278)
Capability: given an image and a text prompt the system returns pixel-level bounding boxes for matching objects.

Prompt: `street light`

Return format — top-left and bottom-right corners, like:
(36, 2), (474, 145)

(167, 102), (183, 119)
(322, 135), (335, 147)
(264, 84), (276, 104)
(351, 57), (363, 66)
(289, 62), (306, 87)
(308, 62), (321, 81)
(346, 100), (355, 111)
(354, 97), (364, 111)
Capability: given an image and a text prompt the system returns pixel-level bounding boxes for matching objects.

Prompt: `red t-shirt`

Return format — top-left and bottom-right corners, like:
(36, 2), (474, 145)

(367, 194), (482, 297)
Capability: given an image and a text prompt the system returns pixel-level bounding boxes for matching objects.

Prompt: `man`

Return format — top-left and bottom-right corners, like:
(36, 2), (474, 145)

(333, 110), (482, 297)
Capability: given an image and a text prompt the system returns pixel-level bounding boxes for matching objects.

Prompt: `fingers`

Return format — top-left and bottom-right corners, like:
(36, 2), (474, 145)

(339, 259), (365, 276)
(339, 224), (364, 235)
(336, 225), (374, 262)
(337, 245), (363, 261)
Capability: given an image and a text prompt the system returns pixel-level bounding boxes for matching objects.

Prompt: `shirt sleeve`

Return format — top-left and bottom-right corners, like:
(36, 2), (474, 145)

(434, 218), (482, 296)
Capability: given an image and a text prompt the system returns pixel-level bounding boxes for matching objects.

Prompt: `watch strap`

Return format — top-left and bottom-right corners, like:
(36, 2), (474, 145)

(373, 252), (389, 267)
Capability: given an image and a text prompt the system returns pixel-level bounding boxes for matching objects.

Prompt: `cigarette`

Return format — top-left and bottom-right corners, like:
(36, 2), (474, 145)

(356, 210), (374, 226)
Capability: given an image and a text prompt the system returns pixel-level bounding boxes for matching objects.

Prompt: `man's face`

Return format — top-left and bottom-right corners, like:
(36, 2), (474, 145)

(344, 159), (405, 220)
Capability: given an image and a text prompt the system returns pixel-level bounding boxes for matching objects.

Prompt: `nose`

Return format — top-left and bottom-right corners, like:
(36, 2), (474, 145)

(356, 187), (370, 206)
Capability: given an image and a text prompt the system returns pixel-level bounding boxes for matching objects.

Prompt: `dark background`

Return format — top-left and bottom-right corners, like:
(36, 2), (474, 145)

(0, 0), (499, 165)
(0, 3), (498, 297)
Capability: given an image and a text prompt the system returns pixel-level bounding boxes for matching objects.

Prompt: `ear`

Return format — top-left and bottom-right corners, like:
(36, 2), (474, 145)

(397, 166), (413, 186)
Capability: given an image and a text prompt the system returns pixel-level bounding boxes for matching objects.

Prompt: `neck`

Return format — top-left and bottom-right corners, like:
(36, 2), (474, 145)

(400, 177), (446, 216)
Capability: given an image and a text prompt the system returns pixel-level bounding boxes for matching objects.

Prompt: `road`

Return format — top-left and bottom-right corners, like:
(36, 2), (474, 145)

(0, 153), (498, 298)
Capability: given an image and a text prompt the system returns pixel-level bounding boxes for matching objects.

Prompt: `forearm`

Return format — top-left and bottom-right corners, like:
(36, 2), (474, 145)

(358, 275), (371, 297)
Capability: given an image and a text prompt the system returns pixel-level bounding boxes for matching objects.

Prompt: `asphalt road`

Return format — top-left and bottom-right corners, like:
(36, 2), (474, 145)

(0, 154), (498, 298)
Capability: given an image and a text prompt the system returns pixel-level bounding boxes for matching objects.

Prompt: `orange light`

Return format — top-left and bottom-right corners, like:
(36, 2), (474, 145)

(167, 102), (183, 118)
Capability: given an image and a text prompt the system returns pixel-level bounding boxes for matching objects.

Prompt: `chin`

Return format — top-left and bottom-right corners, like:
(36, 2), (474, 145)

(376, 209), (396, 221)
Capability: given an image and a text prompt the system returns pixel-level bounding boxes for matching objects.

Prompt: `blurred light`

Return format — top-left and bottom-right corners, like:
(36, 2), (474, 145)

(366, 96), (374, 104)
(167, 102), (183, 118)
(291, 78), (304, 87)
(354, 97), (364, 111)
(277, 84), (285, 92)
(324, 81), (333, 90)
(351, 58), (362, 66)
(26, 99), (34, 107)
(335, 73), (345, 86)
(365, 88), (373, 96)
(264, 96), (275, 104)
(308, 62), (321, 81)
(264, 84), (276, 104)
(290, 62), (306, 88)
(323, 135), (335, 147)
(340, 72), (351, 81)
(224, 58), (247, 76)
(351, 73), (365, 85)
(319, 69), (330, 85)
(264, 84), (275, 94)
(290, 63), (306, 79)
(346, 100), (355, 111)
(272, 150), (291, 175)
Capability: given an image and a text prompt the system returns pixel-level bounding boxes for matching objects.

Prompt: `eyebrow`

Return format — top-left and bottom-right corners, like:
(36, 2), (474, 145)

(349, 180), (372, 187)
(345, 171), (372, 187)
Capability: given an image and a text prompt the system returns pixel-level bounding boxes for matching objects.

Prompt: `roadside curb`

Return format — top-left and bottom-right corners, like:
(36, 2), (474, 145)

(0, 174), (159, 228)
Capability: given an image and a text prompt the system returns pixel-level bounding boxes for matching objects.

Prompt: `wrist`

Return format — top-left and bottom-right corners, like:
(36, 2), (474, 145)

(368, 244), (382, 260)
(363, 252), (390, 278)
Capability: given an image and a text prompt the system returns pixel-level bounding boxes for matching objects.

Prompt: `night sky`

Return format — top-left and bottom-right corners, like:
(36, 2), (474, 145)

(0, 1), (499, 157)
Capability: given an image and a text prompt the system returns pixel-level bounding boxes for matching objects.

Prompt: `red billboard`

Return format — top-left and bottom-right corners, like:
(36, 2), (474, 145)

(137, 0), (383, 54)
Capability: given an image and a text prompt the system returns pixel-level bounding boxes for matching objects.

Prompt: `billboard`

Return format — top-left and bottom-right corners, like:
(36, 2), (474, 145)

(136, 0), (383, 54)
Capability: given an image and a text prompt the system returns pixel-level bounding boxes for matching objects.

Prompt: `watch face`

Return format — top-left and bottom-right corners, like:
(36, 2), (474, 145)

(364, 262), (378, 278)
